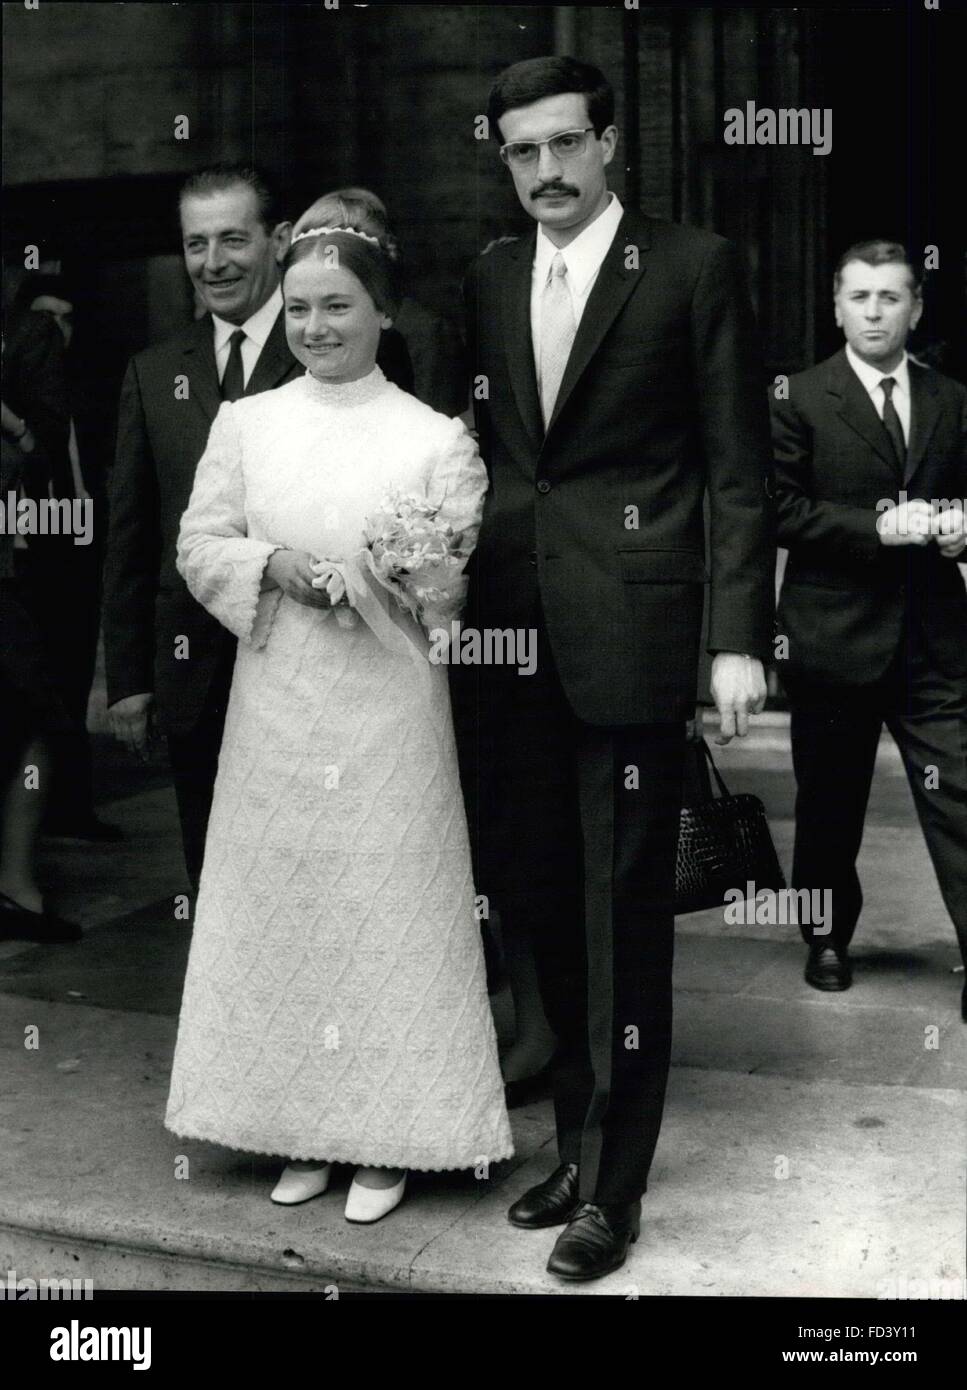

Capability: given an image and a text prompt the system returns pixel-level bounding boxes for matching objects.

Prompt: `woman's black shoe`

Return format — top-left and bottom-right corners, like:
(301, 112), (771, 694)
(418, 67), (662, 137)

(507, 1162), (579, 1229)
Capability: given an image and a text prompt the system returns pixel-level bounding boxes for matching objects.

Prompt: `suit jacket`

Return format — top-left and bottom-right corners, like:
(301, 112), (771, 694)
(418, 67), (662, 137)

(102, 310), (302, 735)
(464, 209), (776, 725)
(772, 348), (967, 685)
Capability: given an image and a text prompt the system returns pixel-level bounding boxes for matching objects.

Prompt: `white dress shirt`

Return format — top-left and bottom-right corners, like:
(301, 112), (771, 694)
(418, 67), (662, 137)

(845, 343), (911, 444)
(212, 284), (283, 388)
(531, 192), (624, 374)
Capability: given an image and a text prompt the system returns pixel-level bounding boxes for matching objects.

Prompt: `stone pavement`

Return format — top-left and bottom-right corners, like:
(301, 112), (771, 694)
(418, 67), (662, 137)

(1, 725), (964, 1296)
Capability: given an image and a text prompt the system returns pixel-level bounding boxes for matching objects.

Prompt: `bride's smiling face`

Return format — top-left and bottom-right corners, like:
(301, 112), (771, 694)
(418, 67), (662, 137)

(284, 257), (392, 384)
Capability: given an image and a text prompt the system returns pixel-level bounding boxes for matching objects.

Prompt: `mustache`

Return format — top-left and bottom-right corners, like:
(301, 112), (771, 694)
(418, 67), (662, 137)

(531, 183), (579, 199)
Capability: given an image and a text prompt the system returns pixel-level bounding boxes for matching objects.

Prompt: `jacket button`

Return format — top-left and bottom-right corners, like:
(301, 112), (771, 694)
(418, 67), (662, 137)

(528, 552), (537, 566)
(536, 479), (551, 494)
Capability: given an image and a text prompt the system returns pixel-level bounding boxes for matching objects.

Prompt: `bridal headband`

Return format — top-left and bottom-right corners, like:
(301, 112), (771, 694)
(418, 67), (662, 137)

(291, 225), (381, 246)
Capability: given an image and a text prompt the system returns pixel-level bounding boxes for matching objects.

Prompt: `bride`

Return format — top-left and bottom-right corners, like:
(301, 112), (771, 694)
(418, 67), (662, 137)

(164, 215), (513, 1222)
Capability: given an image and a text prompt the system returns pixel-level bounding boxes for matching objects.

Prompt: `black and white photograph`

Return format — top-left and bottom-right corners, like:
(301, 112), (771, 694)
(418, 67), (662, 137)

(1, 0), (964, 1354)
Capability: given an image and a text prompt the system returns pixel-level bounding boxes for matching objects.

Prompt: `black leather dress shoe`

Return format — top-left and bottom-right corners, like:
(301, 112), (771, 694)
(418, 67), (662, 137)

(508, 1162), (579, 1229)
(805, 944), (852, 991)
(546, 1201), (640, 1281)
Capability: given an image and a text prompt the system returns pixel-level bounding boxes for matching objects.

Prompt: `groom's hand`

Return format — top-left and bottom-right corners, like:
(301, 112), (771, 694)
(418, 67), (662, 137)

(710, 653), (767, 744)
(264, 549), (332, 608)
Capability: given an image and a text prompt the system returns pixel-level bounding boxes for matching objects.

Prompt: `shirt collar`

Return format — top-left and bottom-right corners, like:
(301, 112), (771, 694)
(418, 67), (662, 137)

(534, 192), (624, 296)
(212, 283), (283, 353)
(845, 342), (910, 399)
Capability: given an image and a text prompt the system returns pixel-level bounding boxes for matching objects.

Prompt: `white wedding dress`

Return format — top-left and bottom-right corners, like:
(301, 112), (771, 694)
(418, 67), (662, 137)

(163, 366), (513, 1171)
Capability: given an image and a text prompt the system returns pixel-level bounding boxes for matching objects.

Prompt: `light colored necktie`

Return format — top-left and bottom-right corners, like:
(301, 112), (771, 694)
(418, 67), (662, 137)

(538, 252), (577, 428)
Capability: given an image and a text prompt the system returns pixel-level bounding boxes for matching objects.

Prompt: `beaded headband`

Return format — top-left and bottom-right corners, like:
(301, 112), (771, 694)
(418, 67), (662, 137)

(291, 225), (381, 246)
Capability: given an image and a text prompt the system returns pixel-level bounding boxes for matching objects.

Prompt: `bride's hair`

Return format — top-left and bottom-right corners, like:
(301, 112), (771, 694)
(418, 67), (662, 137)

(294, 192), (401, 260)
(283, 193), (402, 317)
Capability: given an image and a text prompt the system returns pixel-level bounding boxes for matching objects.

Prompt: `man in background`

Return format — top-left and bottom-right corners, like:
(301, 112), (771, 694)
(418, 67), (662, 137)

(772, 240), (967, 1010)
(102, 164), (299, 889)
(19, 272), (119, 841)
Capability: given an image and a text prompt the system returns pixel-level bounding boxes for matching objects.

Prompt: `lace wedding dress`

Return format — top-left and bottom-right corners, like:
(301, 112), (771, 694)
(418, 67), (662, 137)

(164, 366), (513, 1171)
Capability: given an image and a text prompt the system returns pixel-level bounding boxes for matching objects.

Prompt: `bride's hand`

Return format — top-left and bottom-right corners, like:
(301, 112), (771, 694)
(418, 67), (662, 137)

(264, 549), (332, 608)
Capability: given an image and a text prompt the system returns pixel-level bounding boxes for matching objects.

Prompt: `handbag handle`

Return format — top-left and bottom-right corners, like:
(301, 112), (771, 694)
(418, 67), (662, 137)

(699, 737), (733, 799)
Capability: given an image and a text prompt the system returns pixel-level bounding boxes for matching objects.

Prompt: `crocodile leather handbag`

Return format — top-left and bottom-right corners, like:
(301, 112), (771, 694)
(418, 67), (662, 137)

(675, 738), (786, 915)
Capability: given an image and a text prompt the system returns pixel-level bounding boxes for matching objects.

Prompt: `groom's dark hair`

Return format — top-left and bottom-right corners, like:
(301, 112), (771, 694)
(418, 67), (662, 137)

(487, 56), (614, 139)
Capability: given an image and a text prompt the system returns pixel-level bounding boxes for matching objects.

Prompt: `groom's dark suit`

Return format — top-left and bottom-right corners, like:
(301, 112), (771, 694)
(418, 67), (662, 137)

(460, 207), (775, 1206)
(103, 310), (302, 885)
(773, 348), (967, 960)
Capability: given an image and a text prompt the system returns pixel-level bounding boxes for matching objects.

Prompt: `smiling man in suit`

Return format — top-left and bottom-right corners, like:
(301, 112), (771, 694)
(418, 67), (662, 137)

(772, 240), (967, 1007)
(103, 164), (298, 889)
(459, 56), (775, 1281)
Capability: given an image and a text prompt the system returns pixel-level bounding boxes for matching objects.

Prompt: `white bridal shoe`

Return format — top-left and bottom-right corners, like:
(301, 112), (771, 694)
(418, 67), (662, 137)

(270, 1162), (332, 1206)
(344, 1170), (408, 1224)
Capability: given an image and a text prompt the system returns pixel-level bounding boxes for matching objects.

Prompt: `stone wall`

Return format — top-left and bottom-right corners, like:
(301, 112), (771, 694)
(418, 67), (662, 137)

(2, 2), (834, 367)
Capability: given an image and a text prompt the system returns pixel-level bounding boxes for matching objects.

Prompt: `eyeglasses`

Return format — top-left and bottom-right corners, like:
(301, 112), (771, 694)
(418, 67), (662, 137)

(499, 128), (595, 168)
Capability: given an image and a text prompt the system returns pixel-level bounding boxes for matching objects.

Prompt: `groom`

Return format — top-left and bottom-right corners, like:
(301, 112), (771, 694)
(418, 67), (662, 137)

(460, 56), (775, 1280)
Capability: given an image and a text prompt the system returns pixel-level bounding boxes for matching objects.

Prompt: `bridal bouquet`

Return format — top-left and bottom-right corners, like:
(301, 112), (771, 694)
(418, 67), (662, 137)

(359, 490), (472, 633)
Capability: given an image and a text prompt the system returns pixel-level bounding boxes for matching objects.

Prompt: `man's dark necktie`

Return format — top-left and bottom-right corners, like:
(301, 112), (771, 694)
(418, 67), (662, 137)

(220, 328), (246, 402)
(880, 376), (906, 471)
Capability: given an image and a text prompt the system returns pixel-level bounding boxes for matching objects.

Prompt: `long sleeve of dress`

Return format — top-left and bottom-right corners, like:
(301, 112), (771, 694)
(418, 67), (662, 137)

(426, 416), (488, 556)
(177, 402), (284, 647)
(423, 416), (488, 625)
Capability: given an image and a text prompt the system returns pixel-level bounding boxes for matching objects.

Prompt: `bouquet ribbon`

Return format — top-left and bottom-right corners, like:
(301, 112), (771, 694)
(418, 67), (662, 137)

(312, 555), (435, 693)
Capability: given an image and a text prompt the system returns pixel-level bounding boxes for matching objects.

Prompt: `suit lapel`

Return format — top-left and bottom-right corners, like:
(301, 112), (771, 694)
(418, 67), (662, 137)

(827, 349), (901, 479)
(245, 309), (299, 396)
(545, 210), (650, 436)
(181, 317), (222, 427)
(501, 231), (544, 454)
(904, 361), (941, 487)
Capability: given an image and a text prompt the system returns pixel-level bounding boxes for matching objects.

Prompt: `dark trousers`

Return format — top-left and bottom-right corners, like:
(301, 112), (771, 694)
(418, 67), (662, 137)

(14, 537), (101, 823)
(787, 624), (967, 963)
(166, 643), (235, 892)
(460, 618), (686, 1207)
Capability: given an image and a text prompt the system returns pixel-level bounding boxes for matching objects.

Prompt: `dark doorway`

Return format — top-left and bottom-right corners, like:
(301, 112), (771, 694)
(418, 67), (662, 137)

(817, 4), (966, 379)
